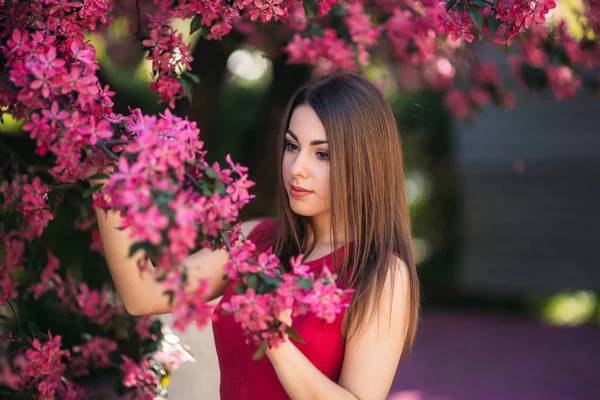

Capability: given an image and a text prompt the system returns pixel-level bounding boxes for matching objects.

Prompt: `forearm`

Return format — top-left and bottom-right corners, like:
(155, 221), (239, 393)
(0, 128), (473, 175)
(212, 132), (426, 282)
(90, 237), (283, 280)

(266, 339), (358, 400)
(95, 206), (171, 315)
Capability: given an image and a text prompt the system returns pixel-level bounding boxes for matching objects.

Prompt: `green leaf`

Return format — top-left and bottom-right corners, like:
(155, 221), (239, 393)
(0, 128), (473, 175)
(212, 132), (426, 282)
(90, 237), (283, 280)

(285, 326), (306, 344)
(471, 0), (489, 7)
(297, 278), (313, 290)
(190, 15), (203, 35)
(258, 273), (279, 285)
(469, 7), (484, 31)
(81, 183), (104, 198)
(179, 77), (193, 103)
(248, 274), (259, 290)
(150, 319), (163, 335)
(233, 284), (247, 294)
(252, 339), (269, 361)
(140, 339), (159, 355)
(9, 269), (27, 281)
(214, 181), (226, 195)
(183, 70), (200, 84)
(486, 15), (502, 34)
(303, 0), (318, 17)
(87, 173), (110, 181)
(205, 168), (219, 179)
(128, 241), (151, 257)
(155, 192), (173, 205)
(259, 282), (277, 293)
(446, 0), (458, 11)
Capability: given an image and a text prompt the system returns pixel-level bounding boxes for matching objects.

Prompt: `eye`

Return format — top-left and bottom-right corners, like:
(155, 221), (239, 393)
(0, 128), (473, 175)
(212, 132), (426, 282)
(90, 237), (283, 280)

(285, 141), (299, 152)
(316, 151), (329, 161)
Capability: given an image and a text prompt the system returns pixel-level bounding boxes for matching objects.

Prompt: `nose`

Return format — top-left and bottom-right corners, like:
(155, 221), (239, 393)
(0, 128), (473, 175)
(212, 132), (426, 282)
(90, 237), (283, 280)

(289, 151), (309, 179)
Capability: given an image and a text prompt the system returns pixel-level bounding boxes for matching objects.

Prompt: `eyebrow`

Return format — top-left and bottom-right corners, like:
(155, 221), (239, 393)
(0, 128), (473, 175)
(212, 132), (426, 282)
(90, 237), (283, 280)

(286, 129), (328, 146)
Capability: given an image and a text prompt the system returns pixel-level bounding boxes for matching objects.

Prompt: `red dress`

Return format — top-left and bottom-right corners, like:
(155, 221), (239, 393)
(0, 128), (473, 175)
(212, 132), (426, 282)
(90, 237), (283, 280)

(212, 218), (352, 399)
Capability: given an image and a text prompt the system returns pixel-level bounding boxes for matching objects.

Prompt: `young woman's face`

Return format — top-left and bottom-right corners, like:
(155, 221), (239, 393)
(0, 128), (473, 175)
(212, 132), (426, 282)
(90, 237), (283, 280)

(282, 105), (331, 218)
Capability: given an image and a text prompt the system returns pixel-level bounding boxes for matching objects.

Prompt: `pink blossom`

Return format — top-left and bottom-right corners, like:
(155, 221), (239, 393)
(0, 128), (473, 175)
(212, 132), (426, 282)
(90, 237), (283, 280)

(547, 65), (582, 100)
(120, 355), (159, 399)
(71, 336), (118, 377)
(444, 89), (470, 119)
(15, 332), (72, 397)
(171, 279), (215, 332)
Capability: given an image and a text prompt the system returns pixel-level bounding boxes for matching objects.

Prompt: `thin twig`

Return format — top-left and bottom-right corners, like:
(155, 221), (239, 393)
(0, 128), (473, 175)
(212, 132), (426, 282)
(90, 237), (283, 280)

(184, 170), (203, 192)
(6, 300), (25, 337)
(96, 142), (120, 162)
(136, 0), (142, 35)
(101, 139), (133, 146)
(219, 231), (232, 252)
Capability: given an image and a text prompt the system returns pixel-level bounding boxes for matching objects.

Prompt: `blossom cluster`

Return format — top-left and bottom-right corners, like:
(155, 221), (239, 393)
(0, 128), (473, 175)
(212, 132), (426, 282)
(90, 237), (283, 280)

(444, 61), (516, 122)
(221, 242), (353, 357)
(0, 331), (83, 399)
(0, 1), (357, 397)
(508, 3), (600, 101)
(134, 0), (594, 119)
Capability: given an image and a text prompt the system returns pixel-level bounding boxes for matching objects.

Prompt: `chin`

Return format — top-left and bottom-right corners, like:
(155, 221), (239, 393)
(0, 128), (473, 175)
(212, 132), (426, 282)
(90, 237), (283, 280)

(290, 203), (313, 217)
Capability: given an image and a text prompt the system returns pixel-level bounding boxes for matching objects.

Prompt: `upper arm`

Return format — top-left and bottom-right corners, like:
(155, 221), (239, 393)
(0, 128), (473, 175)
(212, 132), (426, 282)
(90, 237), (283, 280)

(150, 219), (264, 313)
(337, 256), (412, 400)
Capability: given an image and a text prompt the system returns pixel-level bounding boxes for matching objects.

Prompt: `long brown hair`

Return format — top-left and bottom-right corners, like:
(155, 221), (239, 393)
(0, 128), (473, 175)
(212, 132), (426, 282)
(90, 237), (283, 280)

(274, 72), (420, 358)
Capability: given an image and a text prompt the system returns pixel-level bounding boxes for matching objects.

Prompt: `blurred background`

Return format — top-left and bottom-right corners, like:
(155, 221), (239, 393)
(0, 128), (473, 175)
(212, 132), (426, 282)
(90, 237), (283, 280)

(2, 5), (599, 400)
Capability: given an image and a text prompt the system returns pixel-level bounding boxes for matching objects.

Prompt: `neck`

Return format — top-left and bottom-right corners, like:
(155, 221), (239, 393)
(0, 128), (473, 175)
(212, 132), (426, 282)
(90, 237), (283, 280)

(309, 212), (350, 247)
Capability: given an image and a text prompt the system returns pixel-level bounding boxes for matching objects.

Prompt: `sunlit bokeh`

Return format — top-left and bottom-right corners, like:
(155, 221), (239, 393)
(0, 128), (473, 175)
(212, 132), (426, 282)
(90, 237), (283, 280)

(406, 170), (432, 207)
(413, 237), (433, 265)
(548, 0), (591, 40)
(541, 290), (597, 326)
(0, 110), (24, 134)
(226, 48), (272, 88)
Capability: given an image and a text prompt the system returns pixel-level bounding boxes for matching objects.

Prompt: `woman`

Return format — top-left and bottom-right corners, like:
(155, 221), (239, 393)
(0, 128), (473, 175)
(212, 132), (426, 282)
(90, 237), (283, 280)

(93, 72), (420, 400)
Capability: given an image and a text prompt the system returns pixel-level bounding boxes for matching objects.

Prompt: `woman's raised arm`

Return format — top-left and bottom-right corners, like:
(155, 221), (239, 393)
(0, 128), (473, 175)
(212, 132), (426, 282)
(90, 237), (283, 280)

(91, 174), (263, 315)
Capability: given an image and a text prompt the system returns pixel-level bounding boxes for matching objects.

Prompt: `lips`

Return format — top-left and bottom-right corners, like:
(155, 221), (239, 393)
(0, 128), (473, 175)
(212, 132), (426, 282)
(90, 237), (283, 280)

(290, 185), (311, 193)
(289, 185), (313, 198)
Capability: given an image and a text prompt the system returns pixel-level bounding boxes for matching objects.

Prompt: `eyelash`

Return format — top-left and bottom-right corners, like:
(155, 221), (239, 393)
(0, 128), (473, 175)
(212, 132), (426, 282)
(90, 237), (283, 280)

(285, 141), (329, 161)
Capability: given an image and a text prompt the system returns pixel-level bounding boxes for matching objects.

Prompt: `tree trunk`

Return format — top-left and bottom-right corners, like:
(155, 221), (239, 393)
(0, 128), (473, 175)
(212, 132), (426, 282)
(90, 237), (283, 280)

(238, 58), (311, 220)
(175, 35), (243, 151)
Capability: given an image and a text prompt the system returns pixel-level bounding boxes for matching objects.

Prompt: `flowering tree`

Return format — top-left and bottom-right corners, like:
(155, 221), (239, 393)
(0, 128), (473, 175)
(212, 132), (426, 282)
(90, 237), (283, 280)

(0, 0), (598, 398)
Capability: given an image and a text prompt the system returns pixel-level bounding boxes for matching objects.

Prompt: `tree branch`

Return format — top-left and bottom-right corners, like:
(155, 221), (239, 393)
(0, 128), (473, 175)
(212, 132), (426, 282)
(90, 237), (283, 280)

(96, 141), (121, 162)
(135, 0), (142, 35)
(6, 300), (25, 337)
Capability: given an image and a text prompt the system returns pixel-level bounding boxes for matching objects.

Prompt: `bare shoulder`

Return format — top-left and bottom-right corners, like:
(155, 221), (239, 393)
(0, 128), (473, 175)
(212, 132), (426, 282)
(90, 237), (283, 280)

(388, 254), (409, 289)
(239, 218), (267, 237)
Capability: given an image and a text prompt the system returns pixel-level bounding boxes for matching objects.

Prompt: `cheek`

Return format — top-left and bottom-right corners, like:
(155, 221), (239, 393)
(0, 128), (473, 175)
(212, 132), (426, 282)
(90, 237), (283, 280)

(281, 157), (291, 181)
(318, 165), (330, 197)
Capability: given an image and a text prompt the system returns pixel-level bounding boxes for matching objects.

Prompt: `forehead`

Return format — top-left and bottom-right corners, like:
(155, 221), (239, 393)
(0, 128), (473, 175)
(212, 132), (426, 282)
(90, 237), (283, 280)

(288, 105), (327, 141)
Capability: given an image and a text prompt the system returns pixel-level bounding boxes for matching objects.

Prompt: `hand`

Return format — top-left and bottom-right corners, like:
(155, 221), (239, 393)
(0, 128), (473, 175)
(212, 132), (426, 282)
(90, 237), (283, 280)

(277, 308), (293, 328)
(265, 309), (293, 360)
